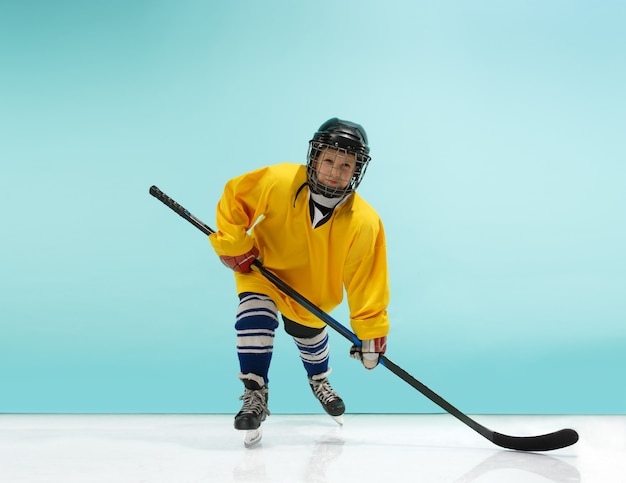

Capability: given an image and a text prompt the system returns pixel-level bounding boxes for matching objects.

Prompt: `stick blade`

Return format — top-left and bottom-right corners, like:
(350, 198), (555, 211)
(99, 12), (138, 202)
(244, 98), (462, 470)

(492, 428), (579, 452)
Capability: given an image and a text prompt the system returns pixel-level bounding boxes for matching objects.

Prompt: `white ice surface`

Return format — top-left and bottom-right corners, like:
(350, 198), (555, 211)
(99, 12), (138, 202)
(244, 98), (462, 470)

(0, 414), (623, 482)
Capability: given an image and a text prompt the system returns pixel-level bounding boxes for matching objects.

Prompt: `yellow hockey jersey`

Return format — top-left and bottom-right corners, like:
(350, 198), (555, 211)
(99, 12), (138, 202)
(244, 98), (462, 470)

(209, 163), (389, 340)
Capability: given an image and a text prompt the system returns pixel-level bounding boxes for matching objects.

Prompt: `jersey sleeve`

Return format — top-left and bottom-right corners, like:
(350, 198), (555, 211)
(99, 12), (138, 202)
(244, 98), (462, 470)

(343, 218), (390, 340)
(208, 167), (270, 256)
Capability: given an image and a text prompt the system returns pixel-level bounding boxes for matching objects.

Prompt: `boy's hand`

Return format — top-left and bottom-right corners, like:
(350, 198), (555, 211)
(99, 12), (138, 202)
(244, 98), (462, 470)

(350, 336), (387, 370)
(219, 246), (259, 273)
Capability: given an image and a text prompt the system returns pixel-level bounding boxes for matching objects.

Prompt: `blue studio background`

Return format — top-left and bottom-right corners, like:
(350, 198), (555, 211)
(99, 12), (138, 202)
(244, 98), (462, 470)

(1, 1), (624, 415)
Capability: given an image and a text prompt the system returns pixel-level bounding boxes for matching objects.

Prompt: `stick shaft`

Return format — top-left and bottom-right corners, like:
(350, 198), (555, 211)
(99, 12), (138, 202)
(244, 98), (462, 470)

(149, 185), (214, 236)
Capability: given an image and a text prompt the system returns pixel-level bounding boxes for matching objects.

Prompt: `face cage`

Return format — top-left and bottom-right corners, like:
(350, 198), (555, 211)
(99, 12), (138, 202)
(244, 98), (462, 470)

(306, 141), (371, 198)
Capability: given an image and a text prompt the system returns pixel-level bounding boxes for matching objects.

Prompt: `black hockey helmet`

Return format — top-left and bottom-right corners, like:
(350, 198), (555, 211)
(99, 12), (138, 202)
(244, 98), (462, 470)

(306, 117), (371, 197)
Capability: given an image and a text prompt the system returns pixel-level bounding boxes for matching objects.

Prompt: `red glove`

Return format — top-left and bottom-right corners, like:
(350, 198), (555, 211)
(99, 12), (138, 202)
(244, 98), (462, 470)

(219, 246), (259, 273)
(350, 336), (387, 370)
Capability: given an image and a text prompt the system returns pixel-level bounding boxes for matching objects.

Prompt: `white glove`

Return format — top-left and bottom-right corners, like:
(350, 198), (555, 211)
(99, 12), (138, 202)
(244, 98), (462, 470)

(350, 336), (387, 370)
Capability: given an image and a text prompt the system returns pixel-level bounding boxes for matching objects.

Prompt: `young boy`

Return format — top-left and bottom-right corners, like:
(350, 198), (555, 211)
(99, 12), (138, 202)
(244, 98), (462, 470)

(209, 117), (390, 437)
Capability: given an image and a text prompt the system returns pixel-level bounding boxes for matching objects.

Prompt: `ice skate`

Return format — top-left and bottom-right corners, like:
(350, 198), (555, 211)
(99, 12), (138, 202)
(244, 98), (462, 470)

(242, 427), (263, 448)
(309, 375), (345, 425)
(235, 376), (270, 447)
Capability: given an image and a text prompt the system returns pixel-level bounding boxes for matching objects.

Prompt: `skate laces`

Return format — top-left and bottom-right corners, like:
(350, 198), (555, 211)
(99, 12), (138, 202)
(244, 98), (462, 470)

(310, 378), (340, 404)
(239, 387), (270, 417)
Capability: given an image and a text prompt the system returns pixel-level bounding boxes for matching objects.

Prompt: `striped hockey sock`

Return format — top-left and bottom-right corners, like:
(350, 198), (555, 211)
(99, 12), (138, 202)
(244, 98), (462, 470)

(292, 327), (330, 378)
(235, 292), (279, 384)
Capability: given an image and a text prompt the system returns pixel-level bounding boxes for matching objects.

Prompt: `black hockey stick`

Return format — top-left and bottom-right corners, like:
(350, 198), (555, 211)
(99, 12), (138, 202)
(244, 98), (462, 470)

(149, 185), (579, 452)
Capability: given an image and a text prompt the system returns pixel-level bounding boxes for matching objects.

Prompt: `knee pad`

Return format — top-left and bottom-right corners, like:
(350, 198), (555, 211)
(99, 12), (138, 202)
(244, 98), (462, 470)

(236, 292), (279, 331)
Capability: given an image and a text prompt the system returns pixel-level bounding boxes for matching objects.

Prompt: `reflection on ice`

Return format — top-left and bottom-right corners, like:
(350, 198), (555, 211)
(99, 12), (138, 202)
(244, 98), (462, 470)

(453, 450), (580, 483)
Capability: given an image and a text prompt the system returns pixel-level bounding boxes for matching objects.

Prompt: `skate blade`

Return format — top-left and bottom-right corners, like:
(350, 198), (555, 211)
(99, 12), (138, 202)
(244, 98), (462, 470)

(331, 414), (344, 426)
(243, 428), (262, 447)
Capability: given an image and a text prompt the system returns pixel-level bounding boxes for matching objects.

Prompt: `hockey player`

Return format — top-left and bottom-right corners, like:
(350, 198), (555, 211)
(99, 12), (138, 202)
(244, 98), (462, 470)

(209, 117), (390, 444)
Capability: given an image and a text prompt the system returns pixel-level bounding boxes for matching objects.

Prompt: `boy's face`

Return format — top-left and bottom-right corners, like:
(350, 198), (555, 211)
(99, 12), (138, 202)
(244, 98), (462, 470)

(313, 148), (357, 191)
